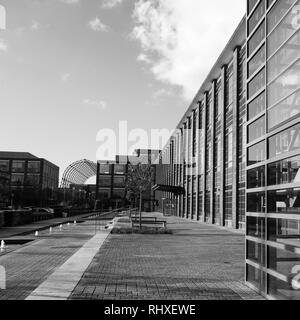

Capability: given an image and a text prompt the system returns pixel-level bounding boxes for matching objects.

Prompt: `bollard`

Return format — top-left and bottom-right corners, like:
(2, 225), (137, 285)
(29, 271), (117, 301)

(49, 227), (53, 233)
(74, 221), (77, 225)
(59, 224), (63, 230)
(0, 240), (5, 250)
(35, 231), (39, 237)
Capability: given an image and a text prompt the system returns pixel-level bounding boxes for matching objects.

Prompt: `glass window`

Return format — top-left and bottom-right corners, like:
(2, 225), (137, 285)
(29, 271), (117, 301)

(267, 0), (276, 8)
(0, 160), (9, 172)
(248, 21), (265, 56)
(247, 166), (265, 188)
(248, 91), (265, 120)
(248, 116), (265, 143)
(113, 176), (125, 187)
(247, 216), (265, 238)
(268, 30), (300, 83)
(248, 141), (266, 166)
(267, 0), (296, 33)
(98, 188), (111, 199)
(268, 58), (300, 107)
(268, 274), (300, 300)
(268, 89), (300, 129)
(248, 0), (259, 14)
(268, 124), (300, 158)
(114, 164), (125, 175)
(12, 161), (25, 173)
(25, 174), (40, 186)
(268, 243), (300, 300)
(268, 1), (300, 57)
(268, 187), (300, 213)
(248, 1), (265, 35)
(247, 264), (265, 292)
(268, 217), (300, 243)
(11, 173), (24, 186)
(247, 191), (266, 212)
(98, 176), (111, 187)
(248, 45), (265, 77)
(113, 189), (125, 199)
(268, 155), (300, 186)
(27, 161), (40, 173)
(225, 71), (234, 107)
(248, 68), (265, 99)
(99, 164), (111, 174)
(247, 240), (265, 264)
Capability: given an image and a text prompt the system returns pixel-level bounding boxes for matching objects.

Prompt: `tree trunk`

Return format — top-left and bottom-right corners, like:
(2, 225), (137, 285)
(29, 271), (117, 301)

(139, 190), (142, 231)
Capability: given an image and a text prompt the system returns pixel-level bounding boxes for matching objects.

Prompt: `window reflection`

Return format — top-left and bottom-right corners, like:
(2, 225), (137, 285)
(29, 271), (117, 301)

(248, 45), (265, 77)
(268, 58), (300, 107)
(247, 240), (265, 264)
(248, 21), (266, 56)
(268, 155), (300, 186)
(247, 216), (265, 238)
(268, 124), (300, 158)
(247, 192), (266, 212)
(268, 188), (300, 214)
(248, 68), (265, 99)
(248, 141), (265, 166)
(248, 91), (265, 120)
(268, 1), (300, 57)
(268, 30), (300, 83)
(248, 166), (265, 188)
(248, 116), (265, 143)
(248, 0), (265, 35)
(268, 89), (300, 129)
(267, 0), (296, 33)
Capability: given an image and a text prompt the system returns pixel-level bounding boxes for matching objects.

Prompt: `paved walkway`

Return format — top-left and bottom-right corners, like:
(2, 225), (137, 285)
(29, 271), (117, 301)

(70, 214), (264, 300)
(0, 220), (106, 300)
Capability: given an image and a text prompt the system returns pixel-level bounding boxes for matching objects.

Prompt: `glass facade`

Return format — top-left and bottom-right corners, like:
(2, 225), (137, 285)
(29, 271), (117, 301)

(246, 0), (300, 299)
(156, 24), (248, 229)
(155, 0), (300, 300)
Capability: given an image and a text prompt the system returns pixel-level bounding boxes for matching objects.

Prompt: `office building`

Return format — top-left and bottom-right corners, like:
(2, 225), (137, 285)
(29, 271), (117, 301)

(0, 151), (59, 207)
(155, 0), (300, 299)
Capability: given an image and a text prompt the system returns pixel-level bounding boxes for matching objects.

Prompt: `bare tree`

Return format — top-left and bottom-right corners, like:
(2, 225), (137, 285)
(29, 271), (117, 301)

(126, 164), (153, 230)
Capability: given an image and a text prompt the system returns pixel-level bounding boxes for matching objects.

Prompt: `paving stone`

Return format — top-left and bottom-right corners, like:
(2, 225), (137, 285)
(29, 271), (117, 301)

(70, 214), (264, 300)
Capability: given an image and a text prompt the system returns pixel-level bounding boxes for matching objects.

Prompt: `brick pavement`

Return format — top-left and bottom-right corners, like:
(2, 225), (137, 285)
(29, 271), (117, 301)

(0, 222), (99, 300)
(70, 214), (264, 300)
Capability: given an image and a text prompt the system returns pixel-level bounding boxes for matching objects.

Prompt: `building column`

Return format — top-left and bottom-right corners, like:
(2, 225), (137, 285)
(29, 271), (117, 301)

(232, 47), (240, 230)
(210, 80), (217, 224)
(202, 92), (208, 222)
(183, 123), (188, 218)
(220, 66), (226, 227)
(194, 108), (199, 221)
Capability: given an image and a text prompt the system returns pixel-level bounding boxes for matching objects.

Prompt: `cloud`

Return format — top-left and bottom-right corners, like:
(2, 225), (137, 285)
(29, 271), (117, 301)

(83, 99), (107, 110)
(137, 53), (151, 64)
(0, 39), (8, 52)
(101, 0), (123, 9)
(60, 73), (71, 83)
(131, 0), (245, 101)
(88, 17), (108, 32)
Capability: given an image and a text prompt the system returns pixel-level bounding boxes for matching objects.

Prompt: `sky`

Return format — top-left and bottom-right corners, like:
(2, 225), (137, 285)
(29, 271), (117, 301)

(0, 0), (245, 181)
